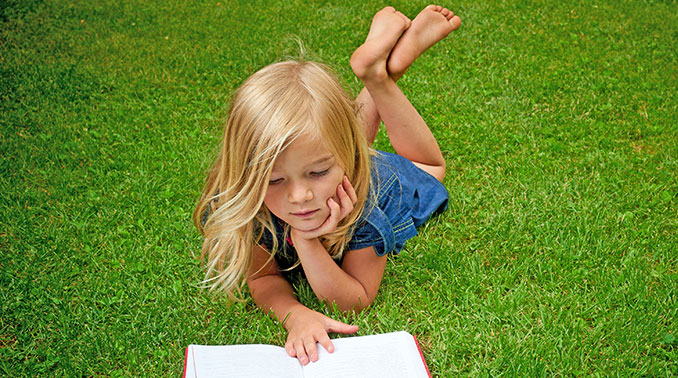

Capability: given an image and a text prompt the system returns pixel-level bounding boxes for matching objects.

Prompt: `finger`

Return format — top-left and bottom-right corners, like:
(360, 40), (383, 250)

(304, 338), (319, 363)
(326, 319), (359, 335)
(326, 197), (341, 222)
(317, 333), (335, 354)
(336, 184), (353, 216)
(343, 176), (358, 205)
(285, 340), (297, 357)
(294, 340), (309, 365)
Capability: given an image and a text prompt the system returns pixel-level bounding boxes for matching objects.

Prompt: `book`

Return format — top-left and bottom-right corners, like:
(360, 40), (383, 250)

(183, 330), (431, 378)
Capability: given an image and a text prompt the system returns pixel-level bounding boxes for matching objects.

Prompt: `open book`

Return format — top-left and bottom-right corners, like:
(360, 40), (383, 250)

(183, 331), (430, 378)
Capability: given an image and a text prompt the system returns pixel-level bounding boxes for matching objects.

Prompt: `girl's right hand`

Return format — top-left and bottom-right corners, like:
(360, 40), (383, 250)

(284, 306), (359, 365)
(291, 176), (358, 242)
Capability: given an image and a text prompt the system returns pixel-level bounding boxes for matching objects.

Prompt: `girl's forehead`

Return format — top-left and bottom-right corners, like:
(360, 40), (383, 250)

(272, 134), (336, 170)
(288, 132), (329, 154)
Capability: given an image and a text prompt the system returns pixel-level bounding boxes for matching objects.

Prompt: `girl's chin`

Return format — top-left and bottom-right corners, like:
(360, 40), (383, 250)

(288, 215), (328, 232)
(290, 221), (323, 232)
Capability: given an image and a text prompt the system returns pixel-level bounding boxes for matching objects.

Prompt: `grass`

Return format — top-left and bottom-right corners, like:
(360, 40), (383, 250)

(1, 0), (676, 375)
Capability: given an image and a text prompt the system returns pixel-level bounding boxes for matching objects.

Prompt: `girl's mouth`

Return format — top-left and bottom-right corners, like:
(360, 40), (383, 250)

(291, 209), (319, 218)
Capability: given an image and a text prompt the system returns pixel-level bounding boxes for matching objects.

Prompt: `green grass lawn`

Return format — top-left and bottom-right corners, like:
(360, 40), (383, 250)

(2, 0), (676, 375)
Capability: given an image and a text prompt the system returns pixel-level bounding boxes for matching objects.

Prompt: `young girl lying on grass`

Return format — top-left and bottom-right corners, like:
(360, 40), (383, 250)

(194, 5), (461, 365)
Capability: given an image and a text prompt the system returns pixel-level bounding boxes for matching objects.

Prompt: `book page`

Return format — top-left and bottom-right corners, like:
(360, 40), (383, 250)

(185, 344), (302, 378)
(301, 331), (429, 378)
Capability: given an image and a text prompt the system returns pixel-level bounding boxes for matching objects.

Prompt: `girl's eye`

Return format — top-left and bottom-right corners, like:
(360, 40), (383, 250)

(311, 168), (330, 177)
(269, 178), (283, 185)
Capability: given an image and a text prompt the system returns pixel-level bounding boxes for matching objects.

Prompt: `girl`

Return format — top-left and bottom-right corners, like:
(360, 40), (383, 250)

(194, 5), (461, 366)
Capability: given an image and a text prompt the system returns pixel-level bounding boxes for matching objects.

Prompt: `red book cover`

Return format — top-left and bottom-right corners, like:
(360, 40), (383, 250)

(182, 346), (189, 378)
(413, 335), (432, 378)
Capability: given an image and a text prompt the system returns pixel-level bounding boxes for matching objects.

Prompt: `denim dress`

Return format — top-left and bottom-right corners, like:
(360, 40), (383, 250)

(261, 150), (449, 270)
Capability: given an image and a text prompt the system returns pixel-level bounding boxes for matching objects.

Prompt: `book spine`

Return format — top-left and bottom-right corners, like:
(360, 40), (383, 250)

(412, 335), (431, 378)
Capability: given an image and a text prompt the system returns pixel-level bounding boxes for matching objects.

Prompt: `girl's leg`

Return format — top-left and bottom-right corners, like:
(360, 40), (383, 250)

(355, 5), (461, 150)
(355, 72), (446, 181)
(356, 88), (380, 146)
(352, 6), (460, 181)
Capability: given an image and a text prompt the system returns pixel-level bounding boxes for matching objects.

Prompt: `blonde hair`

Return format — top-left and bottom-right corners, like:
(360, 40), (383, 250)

(193, 60), (372, 300)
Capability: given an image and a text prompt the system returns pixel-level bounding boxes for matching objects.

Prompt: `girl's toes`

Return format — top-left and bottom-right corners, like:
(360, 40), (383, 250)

(396, 11), (409, 23)
(450, 15), (461, 29)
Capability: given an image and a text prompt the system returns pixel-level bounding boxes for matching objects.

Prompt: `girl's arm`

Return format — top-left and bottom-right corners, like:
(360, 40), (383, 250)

(246, 244), (358, 366)
(289, 177), (389, 312)
(292, 237), (388, 312)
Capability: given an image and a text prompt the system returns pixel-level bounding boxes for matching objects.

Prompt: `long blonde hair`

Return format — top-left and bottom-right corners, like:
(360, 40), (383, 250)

(193, 60), (372, 300)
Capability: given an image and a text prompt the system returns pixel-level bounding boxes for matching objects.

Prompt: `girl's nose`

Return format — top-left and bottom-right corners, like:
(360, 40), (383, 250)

(288, 181), (313, 203)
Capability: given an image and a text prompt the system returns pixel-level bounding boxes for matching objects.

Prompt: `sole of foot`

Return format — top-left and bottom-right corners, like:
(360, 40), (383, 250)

(387, 4), (462, 80)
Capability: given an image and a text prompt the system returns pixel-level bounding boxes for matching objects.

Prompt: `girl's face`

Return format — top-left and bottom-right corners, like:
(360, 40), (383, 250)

(263, 134), (345, 232)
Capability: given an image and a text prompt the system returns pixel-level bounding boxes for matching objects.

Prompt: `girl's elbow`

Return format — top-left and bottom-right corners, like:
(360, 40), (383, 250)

(317, 283), (377, 313)
(335, 294), (375, 314)
(350, 299), (372, 313)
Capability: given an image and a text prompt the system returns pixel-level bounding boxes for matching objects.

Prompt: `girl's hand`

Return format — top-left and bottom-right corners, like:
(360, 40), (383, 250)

(292, 176), (358, 241)
(284, 307), (359, 365)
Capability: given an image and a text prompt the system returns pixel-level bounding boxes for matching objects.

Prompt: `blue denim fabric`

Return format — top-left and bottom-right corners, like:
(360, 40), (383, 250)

(260, 150), (448, 268)
(347, 151), (449, 256)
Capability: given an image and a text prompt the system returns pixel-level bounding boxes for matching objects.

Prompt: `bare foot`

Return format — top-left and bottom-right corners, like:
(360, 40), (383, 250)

(350, 7), (411, 82)
(387, 5), (461, 80)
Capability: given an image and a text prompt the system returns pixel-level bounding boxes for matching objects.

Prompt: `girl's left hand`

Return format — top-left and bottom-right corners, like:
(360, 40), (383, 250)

(284, 306), (359, 365)
(292, 176), (357, 241)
